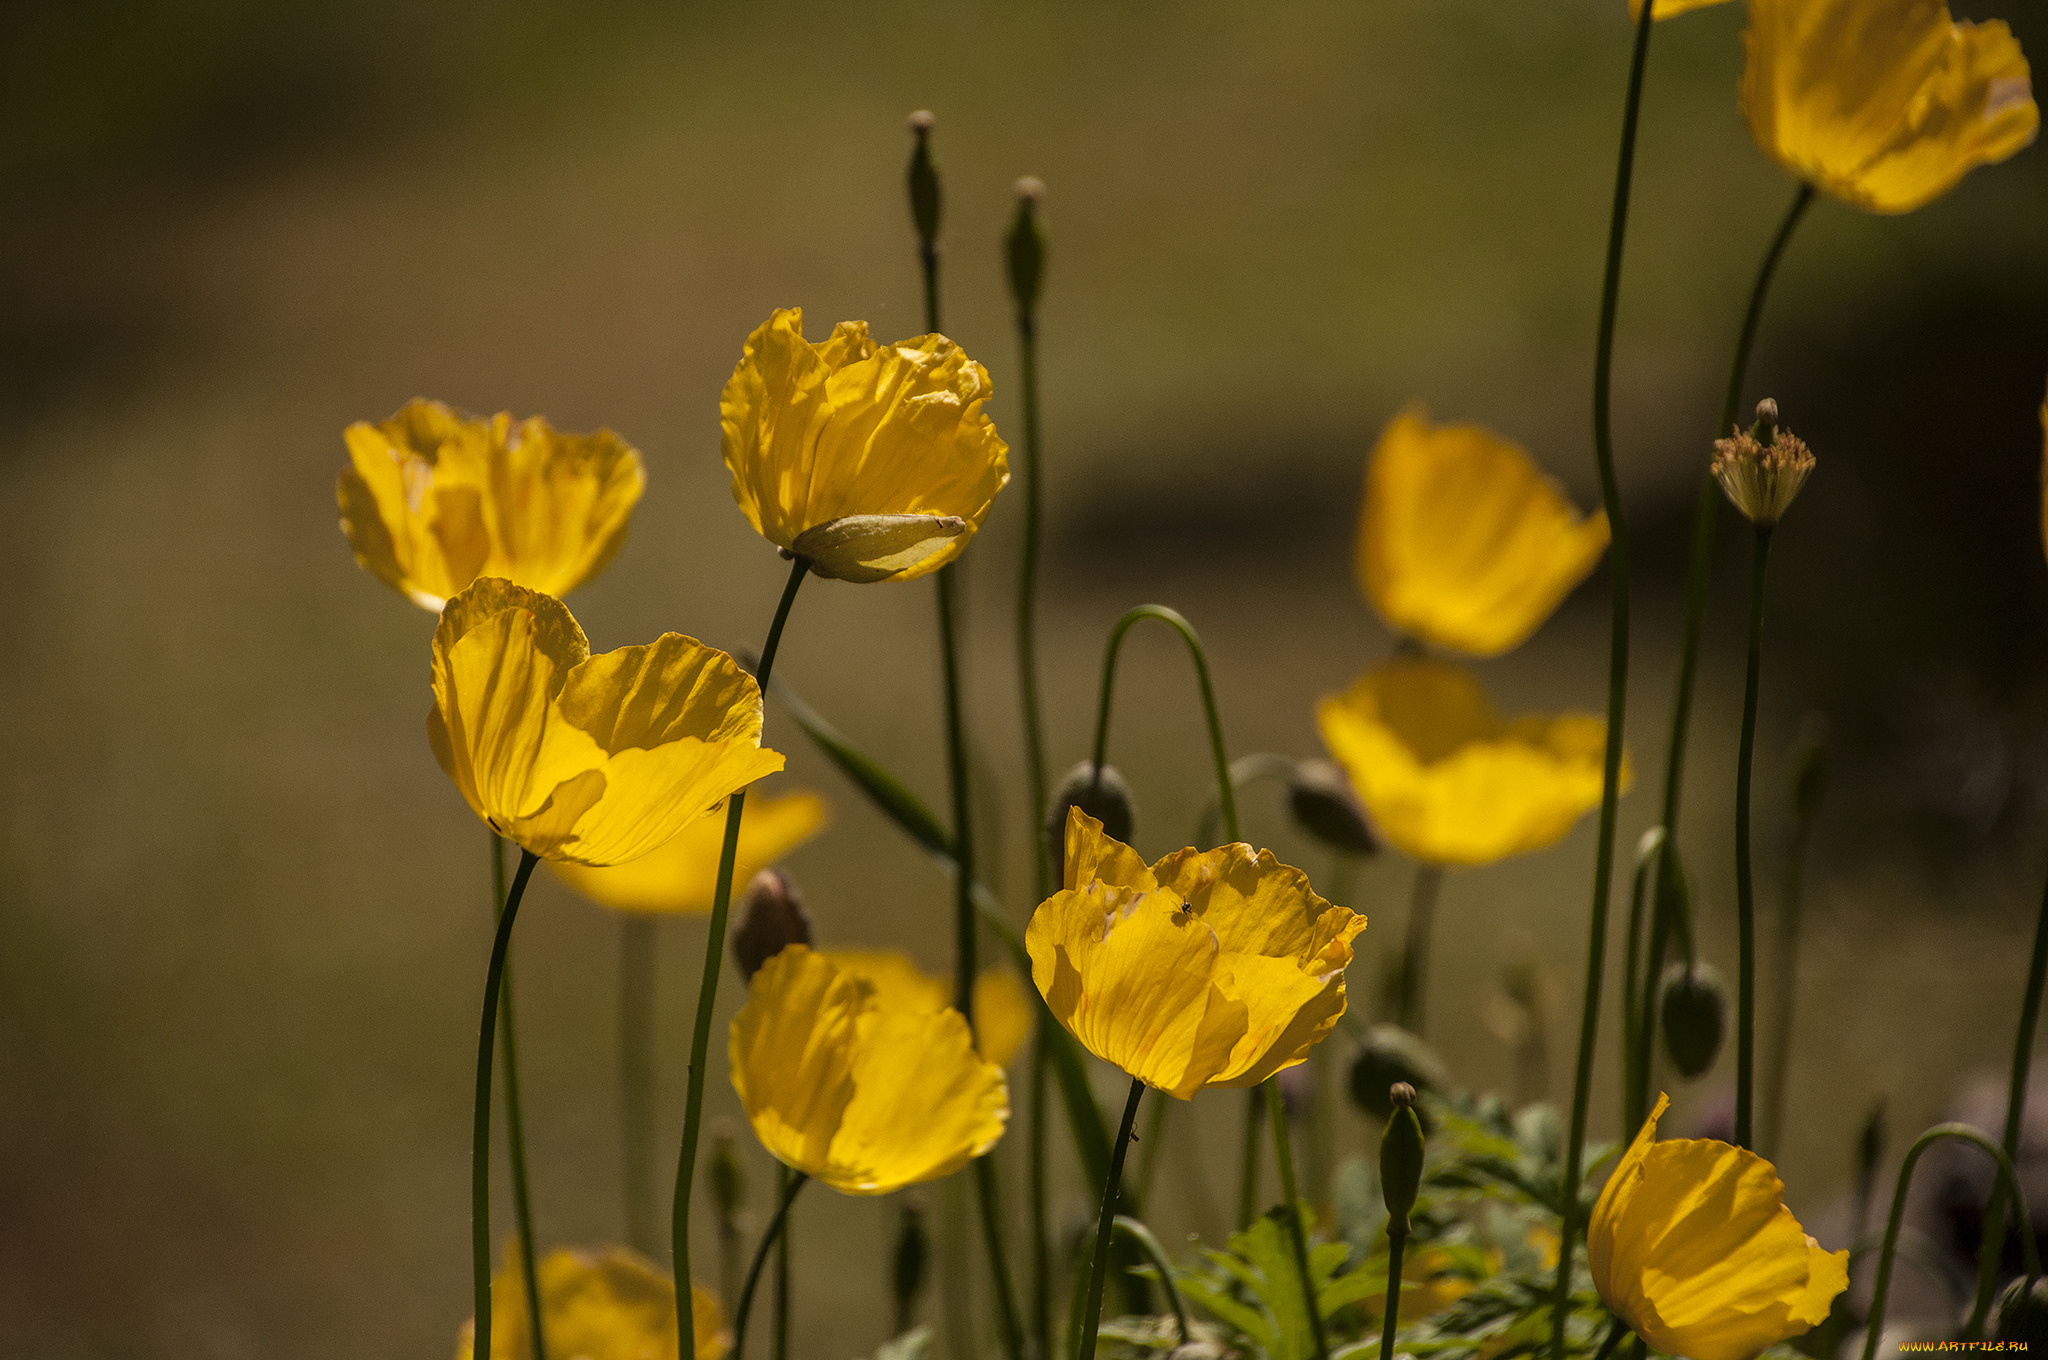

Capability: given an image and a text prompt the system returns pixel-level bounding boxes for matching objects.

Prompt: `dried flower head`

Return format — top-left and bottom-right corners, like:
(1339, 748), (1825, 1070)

(1712, 404), (1816, 526)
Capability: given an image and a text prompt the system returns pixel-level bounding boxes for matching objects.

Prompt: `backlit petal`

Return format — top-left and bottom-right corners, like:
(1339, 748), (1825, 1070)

(728, 947), (865, 1175)
(1629, 0), (1735, 17)
(455, 1244), (728, 1360)
(550, 790), (828, 914)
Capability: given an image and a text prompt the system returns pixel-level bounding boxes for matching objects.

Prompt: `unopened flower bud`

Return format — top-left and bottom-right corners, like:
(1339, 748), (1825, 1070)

(1046, 761), (1136, 884)
(1286, 758), (1379, 857)
(1347, 1024), (1448, 1119)
(1658, 962), (1727, 1079)
(1006, 179), (1047, 317)
(1380, 1084), (1425, 1233)
(892, 1193), (930, 1334)
(1995, 1275), (2048, 1347)
(1711, 401), (1815, 526)
(731, 869), (812, 982)
(708, 1122), (747, 1227)
(906, 111), (941, 246)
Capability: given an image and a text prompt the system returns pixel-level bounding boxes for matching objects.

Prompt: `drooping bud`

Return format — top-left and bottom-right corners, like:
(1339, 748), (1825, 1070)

(1347, 1024), (1449, 1119)
(1046, 761), (1136, 884)
(1286, 758), (1379, 857)
(730, 869), (813, 982)
(1006, 178), (1047, 319)
(906, 111), (941, 249)
(1380, 1082), (1425, 1234)
(891, 1193), (930, 1335)
(1711, 399), (1815, 526)
(1658, 962), (1728, 1079)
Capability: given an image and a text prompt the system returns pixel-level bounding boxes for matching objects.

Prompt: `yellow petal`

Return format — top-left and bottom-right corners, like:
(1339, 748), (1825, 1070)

(1062, 802), (1158, 892)
(341, 399), (644, 610)
(825, 950), (1036, 1067)
(1628, 0), (1734, 17)
(729, 947), (1008, 1194)
(1357, 410), (1609, 657)
(455, 1243), (729, 1360)
(1742, 0), (2038, 214)
(822, 949), (951, 1013)
(973, 967), (1036, 1068)
(1316, 658), (1621, 866)
(549, 790), (829, 914)
(720, 308), (1010, 582)
(1588, 1093), (1849, 1360)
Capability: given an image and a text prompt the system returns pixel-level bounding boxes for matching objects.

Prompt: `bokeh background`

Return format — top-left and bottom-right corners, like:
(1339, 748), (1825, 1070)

(2, 1), (2046, 1355)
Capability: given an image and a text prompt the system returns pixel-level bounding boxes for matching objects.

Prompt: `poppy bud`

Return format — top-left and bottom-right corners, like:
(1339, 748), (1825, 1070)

(1006, 179), (1046, 317)
(1046, 761), (1136, 883)
(1286, 758), (1379, 857)
(906, 111), (941, 246)
(892, 1194), (929, 1334)
(1659, 962), (1727, 1079)
(731, 869), (813, 982)
(1347, 1024), (1449, 1119)
(1380, 1083), (1425, 1233)
(1994, 1274), (2048, 1346)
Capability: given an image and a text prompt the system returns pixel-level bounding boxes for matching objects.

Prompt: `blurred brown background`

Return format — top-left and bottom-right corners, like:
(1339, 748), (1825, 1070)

(1, 1), (2045, 1355)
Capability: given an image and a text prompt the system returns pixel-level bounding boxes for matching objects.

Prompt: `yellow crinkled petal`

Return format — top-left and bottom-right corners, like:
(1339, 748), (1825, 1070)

(973, 967), (1036, 1068)
(826, 951), (1036, 1067)
(1316, 658), (1621, 866)
(729, 946), (865, 1175)
(1063, 803), (1158, 892)
(730, 947), (1008, 1195)
(1588, 1093), (1849, 1360)
(720, 308), (1010, 583)
(1357, 410), (1609, 657)
(550, 790), (828, 913)
(455, 1243), (729, 1360)
(1741, 0), (2038, 214)
(1628, 0), (1734, 19)
(341, 399), (644, 611)
(1026, 880), (1244, 1099)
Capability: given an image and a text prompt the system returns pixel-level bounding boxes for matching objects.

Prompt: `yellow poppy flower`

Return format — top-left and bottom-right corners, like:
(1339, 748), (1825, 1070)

(1628, 0), (1733, 19)
(548, 790), (828, 913)
(1589, 1094), (1849, 1360)
(429, 578), (784, 867)
(456, 1244), (728, 1360)
(1026, 808), (1366, 1101)
(1357, 410), (1609, 658)
(1741, 0), (2038, 215)
(823, 949), (1036, 1068)
(729, 945), (1009, 1194)
(339, 399), (645, 611)
(1316, 658), (1619, 866)
(720, 308), (1010, 583)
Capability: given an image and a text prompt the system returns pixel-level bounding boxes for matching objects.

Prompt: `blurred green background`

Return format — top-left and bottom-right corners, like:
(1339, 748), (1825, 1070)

(2, 1), (2045, 1355)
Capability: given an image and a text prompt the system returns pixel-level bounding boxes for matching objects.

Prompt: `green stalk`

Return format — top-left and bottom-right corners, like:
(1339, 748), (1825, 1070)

(1237, 1087), (1264, 1230)
(1087, 605), (1239, 843)
(774, 1165), (793, 1360)
(1077, 1080), (1146, 1360)
(620, 915), (657, 1255)
(1111, 1216), (1191, 1344)
(1620, 829), (1665, 1129)
(1378, 1222), (1407, 1360)
(1655, 183), (1813, 864)
(1398, 865), (1444, 1037)
(1733, 526), (1772, 1150)
(673, 554), (809, 1357)
(1268, 1079), (1331, 1360)
(490, 834), (551, 1360)
(1134, 1087), (1171, 1208)
(1030, 1036), (1052, 1357)
(472, 847), (541, 1360)
(1553, 1), (1651, 1355)
(1008, 188), (1051, 900)
(733, 1170), (810, 1358)
(1631, 844), (1689, 1134)
(1863, 1125), (2040, 1360)
(1964, 865), (2048, 1337)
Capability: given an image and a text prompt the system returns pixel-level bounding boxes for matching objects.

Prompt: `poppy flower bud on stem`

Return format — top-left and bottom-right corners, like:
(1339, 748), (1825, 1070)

(1659, 962), (1727, 1079)
(1044, 761), (1135, 884)
(1380, 1084), (1425, 1233)
(730, 870), (812, 982)
(1287, 758), (1380, 857)
(1006, 179), (1046, 321)
(906, 111), (940, 246)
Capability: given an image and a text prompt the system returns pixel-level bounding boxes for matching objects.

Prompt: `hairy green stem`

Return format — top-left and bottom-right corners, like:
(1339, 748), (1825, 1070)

(733, 1170), (809, 1358)
(620, 915), (657, 1255)
(1864, 1125), (2039, 1360)
(1269, 1079), (1331, 1360)
(1553, 2), (1651, 1355)
(1078, 1080), (1146, 1360)
(1734, 526), (1772, 1150)
(674, 554), (808, 1356)
(1379, 1226), (1408, 1360)
(472, 847), (542, 1360)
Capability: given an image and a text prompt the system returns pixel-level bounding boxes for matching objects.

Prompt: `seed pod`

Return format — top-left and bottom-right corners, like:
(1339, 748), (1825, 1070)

(731, 869), (813, 982)
(1045, 761), (1136, 884)
(1286, 758), (1379, 857)
(1347, 1024), (1449, 1120)
(1659, 962), (1727, 1079)
(1380, 1083), (1425, 1233)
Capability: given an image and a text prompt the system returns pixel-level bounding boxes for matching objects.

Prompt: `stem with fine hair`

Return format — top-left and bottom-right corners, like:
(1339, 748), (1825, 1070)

(733, 1170), (810, 1358)
(673, 554), (809, 1357)
(1964, 865), (2048, 1337)
(1655, 182), (1813, 864)
(1078, 1080), (1146, 1360)
(1733, 526), (1773, 1150)
(620, 915), (657, 1255)
(1553, 1), (1651, 1355)
(490, 833), (551, 1360)
(1398, 865), (1444, 1037)
(1269, 1079), (1332, 1360)
(1088, 604), (1239, 844)
(472, 847), (541, 1360)
(1864, 1125), (2040, 1360)
(1378, 1218), (1408, 1360)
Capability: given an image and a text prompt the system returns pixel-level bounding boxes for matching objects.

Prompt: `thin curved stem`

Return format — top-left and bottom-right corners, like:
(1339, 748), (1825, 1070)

(1553, 1), (1651, 1355)
(500, 969), (546, 1360)
(1965, 863), (2048, 1336)
(1078, 1080), (1146, 1360)
(1864, 1125), (2040, 1360)
(773, 1165), (793, 1360)
(1112, 1216), (1191, 1344)
(1014, 278), (1050, 902)
(673, 554), (809, 1356)
(1268, 1079), (1331, 1360)
(1398, 866), (1444, 1037)
(1734, 526), (1772, 1150)
(1088, 605), (1239, 844)
(1621, 829), (1666, 1131)
(471, 847), (541, 1360)
(733, 1170), (810, 1358)
(1658, 182), (1813, 848)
